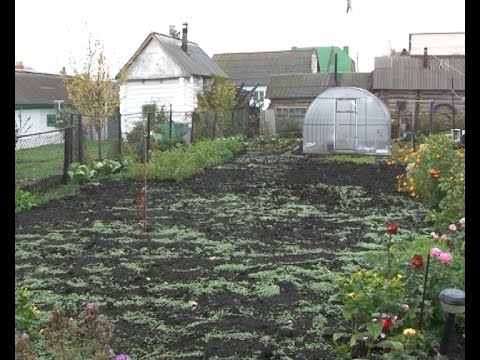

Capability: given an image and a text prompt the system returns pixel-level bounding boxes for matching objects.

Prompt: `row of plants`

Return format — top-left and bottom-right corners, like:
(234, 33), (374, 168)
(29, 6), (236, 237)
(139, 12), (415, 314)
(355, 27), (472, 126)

(122, 135), (245, 182)
(331, 133), (465, 358)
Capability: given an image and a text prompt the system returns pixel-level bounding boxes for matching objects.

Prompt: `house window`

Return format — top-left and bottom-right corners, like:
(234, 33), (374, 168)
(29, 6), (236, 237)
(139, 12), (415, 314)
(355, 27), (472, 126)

(47, 114), (57, 127)
(254, 91), (265, 101)
(276, 107), (307, 120)
(276, 108), (288, 117)
(397, 101), (406, 111)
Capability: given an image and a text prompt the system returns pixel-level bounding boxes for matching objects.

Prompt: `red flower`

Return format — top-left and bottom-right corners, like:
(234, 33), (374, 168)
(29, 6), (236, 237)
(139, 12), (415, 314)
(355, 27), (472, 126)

(387, 223), (398, 235)
(411, 254), (425, 269)
(381, 317), (393, 331)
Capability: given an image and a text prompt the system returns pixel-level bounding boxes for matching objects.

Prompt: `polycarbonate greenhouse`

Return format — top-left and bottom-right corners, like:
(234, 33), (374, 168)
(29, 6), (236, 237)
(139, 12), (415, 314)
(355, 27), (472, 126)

(302, 87), (391, 155)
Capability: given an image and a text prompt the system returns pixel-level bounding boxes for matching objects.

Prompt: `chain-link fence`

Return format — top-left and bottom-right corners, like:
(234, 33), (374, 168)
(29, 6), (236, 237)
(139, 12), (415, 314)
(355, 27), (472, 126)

(15, 111), (124, 193)
(192, 109), (247, 141)
(15, 128), (71, 192)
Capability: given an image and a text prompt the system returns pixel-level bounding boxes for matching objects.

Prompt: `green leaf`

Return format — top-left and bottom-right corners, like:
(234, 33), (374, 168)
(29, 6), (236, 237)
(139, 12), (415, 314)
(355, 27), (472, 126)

(333, 332), (347, 344)
(349, 333), (363, 348)
(366, 321), (383, 340)
(377, 340), (404, 352)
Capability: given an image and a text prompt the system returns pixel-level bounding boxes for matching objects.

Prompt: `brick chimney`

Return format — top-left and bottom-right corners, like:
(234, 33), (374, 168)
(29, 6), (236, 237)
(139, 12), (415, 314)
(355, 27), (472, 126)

(15, 60), (24, 69)
(423, 47), (429, 68)
(181, 23), (188, 53)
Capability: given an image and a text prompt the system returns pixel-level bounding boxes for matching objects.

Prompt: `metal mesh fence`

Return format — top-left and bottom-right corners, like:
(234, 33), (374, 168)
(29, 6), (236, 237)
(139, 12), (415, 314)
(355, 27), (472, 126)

(192, 109), (246, 141)
(15, 129), (67, 192)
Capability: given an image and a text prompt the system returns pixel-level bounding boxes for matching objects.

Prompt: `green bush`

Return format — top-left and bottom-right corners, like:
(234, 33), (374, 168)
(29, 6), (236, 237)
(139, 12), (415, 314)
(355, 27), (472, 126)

(394, 134), (464, 226)
(15, 286), (42, 343)
(15, 187), (39, 212)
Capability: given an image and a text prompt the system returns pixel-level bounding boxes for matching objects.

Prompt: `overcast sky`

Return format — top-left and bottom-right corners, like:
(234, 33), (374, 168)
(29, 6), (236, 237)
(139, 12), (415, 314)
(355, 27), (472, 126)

(15, 0), (465, 75)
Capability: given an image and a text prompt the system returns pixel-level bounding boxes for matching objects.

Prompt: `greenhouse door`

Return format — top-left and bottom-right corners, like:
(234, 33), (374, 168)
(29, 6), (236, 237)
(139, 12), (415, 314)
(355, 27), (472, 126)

(334, 98), (357, 150)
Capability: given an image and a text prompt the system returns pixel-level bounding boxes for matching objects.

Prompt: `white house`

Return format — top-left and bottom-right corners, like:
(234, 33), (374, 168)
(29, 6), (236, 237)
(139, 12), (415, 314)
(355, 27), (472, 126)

(117, 24), (227, 140)
(15, 67), (68, 136)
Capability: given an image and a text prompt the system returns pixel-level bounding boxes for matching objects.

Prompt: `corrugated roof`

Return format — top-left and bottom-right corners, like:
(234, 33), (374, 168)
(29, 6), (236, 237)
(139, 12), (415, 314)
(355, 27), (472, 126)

(212, 51), (317, 87)
(266, 72), (372, 99)
(117, 32), (227, 79)
(373, 55), (465, 90)
(15, 71), (68, 106)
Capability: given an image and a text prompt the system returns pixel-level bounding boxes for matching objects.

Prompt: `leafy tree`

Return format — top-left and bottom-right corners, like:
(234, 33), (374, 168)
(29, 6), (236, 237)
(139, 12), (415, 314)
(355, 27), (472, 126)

(196, 76), (236, 137)
(197, 75), (236, 111)
(61, 39), (120, 160)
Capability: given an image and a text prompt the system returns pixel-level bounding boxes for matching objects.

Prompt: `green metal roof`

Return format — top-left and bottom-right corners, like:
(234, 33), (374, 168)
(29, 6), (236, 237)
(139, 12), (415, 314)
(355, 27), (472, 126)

(293, 46), (354, 73)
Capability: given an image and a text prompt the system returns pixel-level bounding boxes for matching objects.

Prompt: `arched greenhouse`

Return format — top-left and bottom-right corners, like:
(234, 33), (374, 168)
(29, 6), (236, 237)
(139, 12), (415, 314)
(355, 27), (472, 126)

(302, 87), (391, 155)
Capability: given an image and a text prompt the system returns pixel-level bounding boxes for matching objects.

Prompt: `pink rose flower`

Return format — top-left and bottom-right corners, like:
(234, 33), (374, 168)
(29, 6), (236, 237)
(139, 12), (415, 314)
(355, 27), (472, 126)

(438, 252), (453, 264)
(441, 234), (448, 242)
(431, 231), (439, 240)
(459, 217), (465, 227)
(400, 303), (410, 312)
(430, 247), (443, 258)
(449, 224), (457, 232)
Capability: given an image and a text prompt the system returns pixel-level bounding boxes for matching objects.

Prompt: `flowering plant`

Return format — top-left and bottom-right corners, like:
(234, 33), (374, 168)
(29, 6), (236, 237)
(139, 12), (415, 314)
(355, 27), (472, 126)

(41, 302), (131, 360)
(332, 219), (465, 358)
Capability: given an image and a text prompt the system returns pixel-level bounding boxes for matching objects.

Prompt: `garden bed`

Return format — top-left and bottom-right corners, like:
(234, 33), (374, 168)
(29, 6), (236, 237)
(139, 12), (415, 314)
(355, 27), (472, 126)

(15, 152), (464, 359)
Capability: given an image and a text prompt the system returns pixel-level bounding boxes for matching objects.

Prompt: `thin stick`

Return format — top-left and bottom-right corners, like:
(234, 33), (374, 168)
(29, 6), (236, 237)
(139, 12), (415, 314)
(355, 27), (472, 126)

(418, 253), (431, 330)
(143, 130), (148, 230)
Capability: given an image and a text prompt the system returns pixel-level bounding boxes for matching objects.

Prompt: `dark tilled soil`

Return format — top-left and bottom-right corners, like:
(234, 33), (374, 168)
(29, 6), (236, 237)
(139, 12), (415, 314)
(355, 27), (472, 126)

(15, 153), (465, 360)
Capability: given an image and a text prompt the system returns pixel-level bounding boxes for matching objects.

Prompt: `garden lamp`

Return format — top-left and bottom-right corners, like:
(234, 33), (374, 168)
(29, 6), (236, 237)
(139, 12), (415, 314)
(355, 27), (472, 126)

(436, 288), (465, 360)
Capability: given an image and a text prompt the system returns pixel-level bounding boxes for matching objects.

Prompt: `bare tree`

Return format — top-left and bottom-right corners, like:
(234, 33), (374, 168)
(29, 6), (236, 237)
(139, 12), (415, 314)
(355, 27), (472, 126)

(61, 39), (120, 160)
(15, 111), (32, 146)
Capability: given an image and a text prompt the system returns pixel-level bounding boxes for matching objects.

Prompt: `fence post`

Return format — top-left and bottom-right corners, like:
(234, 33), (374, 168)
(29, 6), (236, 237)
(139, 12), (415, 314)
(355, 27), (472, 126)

(63, 126), (73, 184)
(146, 112), (152, 162)
(191, 111), (195, 143)
(77, 114), (84, 164)
(118, 112), (122, 156)
(169, 104), (173, 139)
(214, 110), (217, 138)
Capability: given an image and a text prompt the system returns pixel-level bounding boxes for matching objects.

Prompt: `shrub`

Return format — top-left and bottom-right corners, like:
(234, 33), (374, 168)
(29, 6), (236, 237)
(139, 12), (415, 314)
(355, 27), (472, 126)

(15, 287), (41, 344)
(393, 134), (464, 227)
(42, 302), (130, 360)
(15, 187), (39, 212)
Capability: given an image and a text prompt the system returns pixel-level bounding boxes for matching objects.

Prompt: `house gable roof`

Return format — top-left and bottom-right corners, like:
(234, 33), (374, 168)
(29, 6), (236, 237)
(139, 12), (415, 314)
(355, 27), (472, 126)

(266, 72), (372, 99)
(15, 71), (68, 107)
(212, 50), (317, 87)
(117, 32), (227, 79)
(373, 55), (465, 90)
